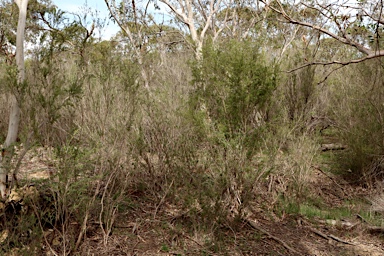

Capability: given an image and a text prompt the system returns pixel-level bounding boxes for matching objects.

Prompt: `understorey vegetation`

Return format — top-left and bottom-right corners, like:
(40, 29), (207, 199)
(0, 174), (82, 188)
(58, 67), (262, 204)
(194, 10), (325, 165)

(1, 0), (384, 255)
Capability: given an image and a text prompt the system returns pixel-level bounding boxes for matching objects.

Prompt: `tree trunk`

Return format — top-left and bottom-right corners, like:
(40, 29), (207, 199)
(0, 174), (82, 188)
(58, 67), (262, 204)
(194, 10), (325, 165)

(0, 0), (28, 199)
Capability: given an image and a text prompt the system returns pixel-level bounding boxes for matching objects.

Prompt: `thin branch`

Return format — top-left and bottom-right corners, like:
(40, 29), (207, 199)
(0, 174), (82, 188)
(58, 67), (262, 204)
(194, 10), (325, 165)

(245, 217), (300, 254)
(287, 53), (384, 73)
(311, 165), (350, 198)
(317, 65), (345, 85)
(11, 129), (35, 188)
(104, 0), (134, 43)
(308, 226), (355, 245)
(200, 0), (223, 41)
(161, 0), (190, 26)
(277, 26), (299, 63)
(153, 179), (174, 219)
(74, 181), (101, 251)
(261, 0), (376, 56)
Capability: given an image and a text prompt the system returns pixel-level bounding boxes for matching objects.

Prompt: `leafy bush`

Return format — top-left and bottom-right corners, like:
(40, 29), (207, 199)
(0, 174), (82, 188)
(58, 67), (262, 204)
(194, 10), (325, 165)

(191, 40), (278, 141)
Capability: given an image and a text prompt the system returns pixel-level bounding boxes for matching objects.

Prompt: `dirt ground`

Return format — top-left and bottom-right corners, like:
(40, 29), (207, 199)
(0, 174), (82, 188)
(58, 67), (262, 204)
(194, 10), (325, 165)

(6, 147), (384, 255)
(75, 202), (384, 256)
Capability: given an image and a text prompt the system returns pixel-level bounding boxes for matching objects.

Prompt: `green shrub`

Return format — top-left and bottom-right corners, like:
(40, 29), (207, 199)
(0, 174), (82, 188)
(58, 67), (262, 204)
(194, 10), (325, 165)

(190, 39), (278, 141)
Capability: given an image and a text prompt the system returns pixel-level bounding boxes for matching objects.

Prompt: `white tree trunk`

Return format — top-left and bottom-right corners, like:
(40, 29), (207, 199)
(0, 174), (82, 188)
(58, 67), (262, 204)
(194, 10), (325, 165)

(0, 0), (28, 199)
(160, 0), (222, 61)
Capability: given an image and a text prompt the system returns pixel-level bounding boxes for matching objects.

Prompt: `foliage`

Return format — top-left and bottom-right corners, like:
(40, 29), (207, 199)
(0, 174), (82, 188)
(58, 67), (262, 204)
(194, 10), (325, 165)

(3, 0), (384, 254)
(191, 39), (277, 140)
(0, 0), (57, 60)
(24, 45), (83, 146)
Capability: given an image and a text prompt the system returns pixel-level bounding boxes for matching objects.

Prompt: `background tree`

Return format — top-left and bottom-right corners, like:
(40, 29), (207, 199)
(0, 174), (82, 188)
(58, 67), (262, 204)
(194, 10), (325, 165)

(0, 0), (28, 199)
(261, 0), (384, 68)
(160, 0), (227, 59)
(104, 0), (160, 90)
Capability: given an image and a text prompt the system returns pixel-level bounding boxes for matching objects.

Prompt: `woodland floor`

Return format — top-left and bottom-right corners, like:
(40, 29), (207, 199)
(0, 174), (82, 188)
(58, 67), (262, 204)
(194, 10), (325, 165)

(4, 146), (384, 256)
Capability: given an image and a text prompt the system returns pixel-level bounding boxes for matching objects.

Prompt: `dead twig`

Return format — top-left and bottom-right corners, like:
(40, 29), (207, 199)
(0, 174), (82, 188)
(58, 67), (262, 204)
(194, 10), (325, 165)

(311, 165), (350, 198)
(356, 214), (368, 223)
(244, 217), (300, 255)
(153, 179), (174, 219)
(307, 225), (355, 245)
(74, 180), (101, 251)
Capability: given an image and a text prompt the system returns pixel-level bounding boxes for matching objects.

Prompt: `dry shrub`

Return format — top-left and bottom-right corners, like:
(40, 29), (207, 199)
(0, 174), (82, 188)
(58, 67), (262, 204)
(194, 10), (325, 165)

(274, 60), (332, 136)
(0, 31), (332, 254)
(273, 135), (317, 200)
(329, 59), (384, 184)
(21, 50), (83, 146)
(284, 65), (316, 122)
(370, 193), (384, 216)
(257, 123), (320, 207)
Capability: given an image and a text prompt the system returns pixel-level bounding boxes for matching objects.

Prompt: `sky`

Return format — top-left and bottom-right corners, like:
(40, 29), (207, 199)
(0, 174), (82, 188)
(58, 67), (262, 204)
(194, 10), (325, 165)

(52, 0), (170, 40)
(53, 0), (120, 39)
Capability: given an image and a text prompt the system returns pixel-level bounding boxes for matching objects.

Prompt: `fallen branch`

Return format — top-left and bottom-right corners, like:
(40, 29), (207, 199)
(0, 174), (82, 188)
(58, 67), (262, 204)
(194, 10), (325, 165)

(328, 234), (355, 245)
(244, 217), (300, 255)
(356, 214), (368, 223)
(354, 215), (384, 234)
(307, 226), (355, 245)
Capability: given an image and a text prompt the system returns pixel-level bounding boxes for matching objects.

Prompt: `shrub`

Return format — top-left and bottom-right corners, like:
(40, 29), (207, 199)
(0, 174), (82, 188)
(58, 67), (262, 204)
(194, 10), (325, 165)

(329, 59), (384, 183)
(190, 39), (278, 142)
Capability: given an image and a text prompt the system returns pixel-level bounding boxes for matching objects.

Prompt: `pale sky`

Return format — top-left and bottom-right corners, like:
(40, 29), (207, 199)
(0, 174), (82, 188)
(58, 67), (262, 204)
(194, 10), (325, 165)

(52, 0), (170, 39)
(53, 0), (120, 39)
(54, 0), (105, 12)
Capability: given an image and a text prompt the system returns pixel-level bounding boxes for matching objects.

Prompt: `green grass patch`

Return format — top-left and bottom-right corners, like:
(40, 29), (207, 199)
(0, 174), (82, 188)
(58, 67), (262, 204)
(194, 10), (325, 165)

(278, 195), (382, 226)
(299, 204), (353, 220)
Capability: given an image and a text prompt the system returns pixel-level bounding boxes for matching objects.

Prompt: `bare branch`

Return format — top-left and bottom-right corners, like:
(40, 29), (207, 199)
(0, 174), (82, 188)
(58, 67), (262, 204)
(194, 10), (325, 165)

(160, 0), (225, 59)
(161, 0), (190, 25)
(262, 0), (372, 55)
(104, 0), (135, 44)
(200, 0), (223, 41)
(260, 0), (384, 71)
(288, 53), (384, 73)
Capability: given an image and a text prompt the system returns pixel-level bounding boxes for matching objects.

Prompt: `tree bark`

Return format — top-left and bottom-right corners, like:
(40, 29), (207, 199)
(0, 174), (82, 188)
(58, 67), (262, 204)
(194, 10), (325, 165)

(0, 0), (28, 199)
(160, 0), (223, 60)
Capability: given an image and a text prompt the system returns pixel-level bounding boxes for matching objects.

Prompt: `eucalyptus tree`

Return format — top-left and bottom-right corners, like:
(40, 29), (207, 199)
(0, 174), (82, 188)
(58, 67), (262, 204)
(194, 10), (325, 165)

(260, 0), (384, 68)
(0, 0), (28, 199)
(104, 0), (160, 90)
(159, 0), (228, 60)
(0, 0), (96, 199)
